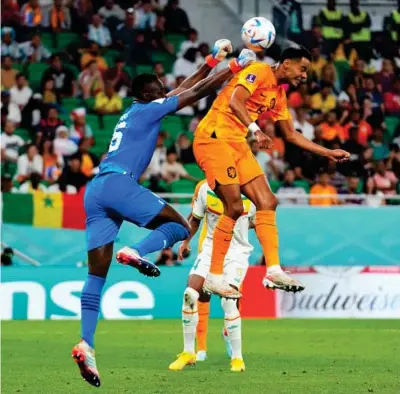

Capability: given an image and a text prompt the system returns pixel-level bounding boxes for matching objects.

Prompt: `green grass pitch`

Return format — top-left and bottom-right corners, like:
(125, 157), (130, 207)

(2, 319), (400, 393)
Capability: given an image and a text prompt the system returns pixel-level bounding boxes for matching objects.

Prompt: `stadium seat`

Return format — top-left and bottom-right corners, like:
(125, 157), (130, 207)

(102, 114), (121, 131)
(269, 180), (281, 193)
(62, 97), (83, 113)
(184, 163), (203, 179)
(293, 180), (310, 193)
(86, 114), (100, 131)
(40, 33), (56, 52)
(124, 65), (134, 79)
(166, 34), (186, 53)
(14, 128), (30, 142)
(27, 63), (49, 91)
(104, 49), (120, 68)
(123, 97), (133, 111)
(84, 97), (96, 112)
(66, 64), (80, 79)
(57, 32), (80, 50)
(385, 116), (400, 140)
(12, 63), (24, 72)
(161, 116), (187, 140)
(136, 65), (153, 74)
(152, 51), (174, 73)
(170, 179), (196, 203)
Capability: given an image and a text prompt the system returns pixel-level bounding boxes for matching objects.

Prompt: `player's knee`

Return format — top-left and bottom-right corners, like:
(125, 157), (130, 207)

(221, 298), (240, 319)
(257, 193), (278, 211)
(158, 222), (190, 247)
(226, 199), (244, 220)
(183, 287), (200, 309)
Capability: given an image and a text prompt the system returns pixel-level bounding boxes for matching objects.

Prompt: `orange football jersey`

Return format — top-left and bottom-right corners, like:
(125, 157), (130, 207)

(195, 62), (291, 141)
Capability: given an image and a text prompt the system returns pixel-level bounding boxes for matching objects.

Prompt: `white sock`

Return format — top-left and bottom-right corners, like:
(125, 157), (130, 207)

(222, 298), (242, 360)
(182, 287), (199, 354)
(267, 264), (283, 275)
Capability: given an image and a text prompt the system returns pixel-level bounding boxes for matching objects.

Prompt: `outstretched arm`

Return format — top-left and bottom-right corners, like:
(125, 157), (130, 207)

(278, 119), (350, 162)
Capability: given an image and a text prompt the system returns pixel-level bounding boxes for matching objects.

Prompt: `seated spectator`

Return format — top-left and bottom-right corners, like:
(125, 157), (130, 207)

(342, 109), (372, 146)
(367, 160), (398, 196)
(15, 144), (43, 183)
(151, 15), (174, 55)
(321, 63), (340, 94)
(53, 125), (78, 156)
(375, 58), (397, 93)
(21, 93), (44, 133)
(342, 126), (365, 176)
(311, 82), (336, 114)
(339, 175), (362, 205)
(383, 79), (400, 115)
(81, 42), (108, 71)
(42, 55), (76, 98)
(70, 0), (93, 35)
(310, 46), (327, 81)
(164, 0), (190, 34)
(16, 172), (46, 193)
(42, 78), (59, 105)
(71, 138), (99, 177)
(104, 57), (131, 97)
(358, 76), (384, 126)
(58, 156), (89, 192)
(98, 0), (125, 22)
(36, 105), (64, 146)
(249, 138), (271, 174)
(156, 248), (178, 266)
(370, 127), (390, 161)
(1, 56), (18, 90)
(135, 0), (156, 29)
(94, 81), (122, 114)
(161, 149), (198, 184)
(309, 172), (338, 206)
(1, 27), (22, 61)
(1, 91), (21, 126)
(1, 120), (24, 163)
(326, 161), (346, 190)
(175, 134), (195, 164)
(69, 108), (93, 145)
(2, 0), (20, 28)
(337, 83), (360, 116)
(130, 30), (153, 65)
(320, 111), (343, 144)
(50, 0), (71, 32)
(344, 59), (367, 89)
(178, 28), (199, 57)
(20, 0), (42, 31)
(276, 169), (308, 205)
(20, 34), (51, 64)
(88, 14), (112, 48)
(293, 107), (314, 140)
(141, 133), (167, 185)
(79, 60), (105, 99)
(10, 73), (32, 110)
(41, 140), (63, 182)
(115, 8), (136, 51)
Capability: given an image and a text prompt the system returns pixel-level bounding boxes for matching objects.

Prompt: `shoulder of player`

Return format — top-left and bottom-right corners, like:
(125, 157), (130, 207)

(194, 179), (208, 198)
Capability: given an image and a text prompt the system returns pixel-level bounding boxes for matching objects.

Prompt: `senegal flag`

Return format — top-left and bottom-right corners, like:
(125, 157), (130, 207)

(33, 192), (63, 228)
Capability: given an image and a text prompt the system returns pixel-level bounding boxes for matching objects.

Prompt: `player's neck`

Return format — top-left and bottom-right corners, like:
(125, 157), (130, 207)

(271, 64), (286, 85)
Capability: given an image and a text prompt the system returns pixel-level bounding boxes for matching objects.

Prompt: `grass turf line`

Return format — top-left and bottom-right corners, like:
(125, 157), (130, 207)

(2, 319), (400, 394)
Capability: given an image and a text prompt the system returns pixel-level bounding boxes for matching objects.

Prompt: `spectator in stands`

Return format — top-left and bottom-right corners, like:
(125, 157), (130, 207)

(16, 172), (46, 193)
(104, 57), (131, 97)
(273, 0), (303, 41)
(367, 160), (398, 196)
(342, 126), (365, 176)
(41, 140), (63, 182)
(197, 42), (210, 64)
(344, 59), (367, 90)
(130, 30), (153, 65)
(72, 138), (99, 177)
(98, 0), (125, 22)
(88, 14), (112, 48)
(375, 59), (397, 94)
(293, 107), (314, 140)
(310, 46), (327, 81)
(339, 175), (362, 204)
(163, 0), (190, 34)
(2, 0), (20, 29)
(1, 91), (21, 126)
(320, 111), (343, 145)
(326, 160), (346, 189)
(1, 56), (18, 90)
(21, 93), (44, 134)
(115, 8), (136, 52)
(177, 28), (198, 57)
(20, 0), (42, 32)
(310, 171), (338, 206)
(276, 168), (308, 205)
(15, 143), (43, 183)
(20, 33), (51, 63)
(42, 54), (77, 98)
(161, 148), (198, 184)
(338, 83), (360, 116)
(54, 125), (78, 156)
(94, 81), (122, 115)
(175, 133), (195, 164)
(36, 105), (64, 146)
(79, 60), (105, 99)
(69, 108), (93, 145)
(81, 42), (108, 71)
(1, 27), (22, 61)
(151, 15), (174, 54)
(41, 78), (59, 105)
(358, 76), (384, 126)
(10, 73), (32, 110)
(70, 0), (93, 34)
(58, 155), (89, 192)
(370, 127), (390, 161)
(383, 78), (400, 115)
(1, 120), (24, 164)
(318, 0), (344, 56)
(50, 0), (71, 33)
(321, 63), (339, 94)
(342, 109), (372, 146)
(135, 0), (157, 29)
(387, 145), (400, 179)
(311, 82), (337, 116)
(141, 132), (167, 188)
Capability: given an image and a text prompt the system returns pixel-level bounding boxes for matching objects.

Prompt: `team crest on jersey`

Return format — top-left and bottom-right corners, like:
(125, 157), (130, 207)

(227, 166), (237, 178)
(246, 74), (256, 83)
(270, 98), (276, 109)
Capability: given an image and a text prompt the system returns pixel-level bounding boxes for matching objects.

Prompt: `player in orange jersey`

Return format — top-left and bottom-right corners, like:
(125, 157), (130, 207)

(190, 45), (350, 297)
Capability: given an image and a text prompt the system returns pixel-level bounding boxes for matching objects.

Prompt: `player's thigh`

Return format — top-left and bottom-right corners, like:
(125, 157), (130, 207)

(240, 174), (278, 210)
(193, 138), (240, 190)
(234, 142), (265, 188)
(223, 257), (249, 290)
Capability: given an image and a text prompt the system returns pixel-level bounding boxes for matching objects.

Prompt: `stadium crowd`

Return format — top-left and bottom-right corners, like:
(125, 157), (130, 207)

(1, 0), (400, 205)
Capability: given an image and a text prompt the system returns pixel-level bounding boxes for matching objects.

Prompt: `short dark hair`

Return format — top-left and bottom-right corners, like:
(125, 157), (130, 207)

(50, 53), (61, 62)
(280, 45), (312, 63)
(16, 72), (26, 80)
(131, 73), (159, 99)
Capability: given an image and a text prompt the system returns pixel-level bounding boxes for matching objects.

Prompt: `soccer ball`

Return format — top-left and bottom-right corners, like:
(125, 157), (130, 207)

(241, 17), (276, 52)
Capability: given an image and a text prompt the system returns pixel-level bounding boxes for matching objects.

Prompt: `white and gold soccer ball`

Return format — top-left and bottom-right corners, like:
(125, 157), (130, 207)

(241, 17), (276, 52)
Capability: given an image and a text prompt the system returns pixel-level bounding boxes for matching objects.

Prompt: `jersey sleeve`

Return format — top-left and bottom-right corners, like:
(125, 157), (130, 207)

(235, 63), (265, 95)
(191, 180), (207, 219)
(145, 96), (179, 121)
(269, 86), (292, 122)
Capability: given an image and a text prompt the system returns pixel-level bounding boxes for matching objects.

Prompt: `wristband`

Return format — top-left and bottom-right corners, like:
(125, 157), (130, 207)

(205, 55), (219, 68)
(228, 58), (242, 74)
(248, 122), (261, 137)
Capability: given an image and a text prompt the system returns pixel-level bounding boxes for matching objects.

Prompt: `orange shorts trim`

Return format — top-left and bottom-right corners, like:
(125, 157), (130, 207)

(193, 138), (264, 190)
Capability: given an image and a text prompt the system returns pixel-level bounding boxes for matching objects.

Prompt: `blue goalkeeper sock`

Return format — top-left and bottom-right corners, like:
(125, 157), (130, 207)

(132, 222), (189, 257)
(81, 274), (106, 348)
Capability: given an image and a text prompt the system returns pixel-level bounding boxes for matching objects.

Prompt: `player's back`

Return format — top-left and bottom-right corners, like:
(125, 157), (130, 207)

(195, 62), (290, 142)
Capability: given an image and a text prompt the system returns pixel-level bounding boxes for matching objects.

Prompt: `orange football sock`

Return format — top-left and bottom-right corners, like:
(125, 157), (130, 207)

(210, 215), (236, 275)
(196, 301), (210, 352)
(255, 210), (280, 268)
